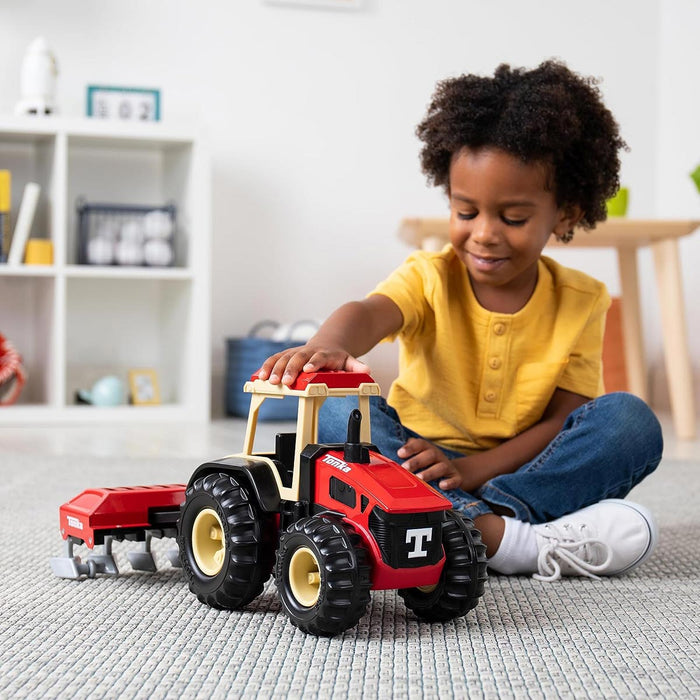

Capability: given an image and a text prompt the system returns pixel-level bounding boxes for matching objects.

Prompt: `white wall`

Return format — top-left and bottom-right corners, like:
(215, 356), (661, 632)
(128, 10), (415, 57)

(0, 0), (697, 414)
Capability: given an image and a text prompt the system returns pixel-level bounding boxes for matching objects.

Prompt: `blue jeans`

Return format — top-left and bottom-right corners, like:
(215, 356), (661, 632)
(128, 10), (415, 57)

(318, 393), (663, 524)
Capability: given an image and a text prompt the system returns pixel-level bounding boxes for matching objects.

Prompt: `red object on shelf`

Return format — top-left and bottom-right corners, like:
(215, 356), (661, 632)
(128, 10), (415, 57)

(0, 333), (27, 405)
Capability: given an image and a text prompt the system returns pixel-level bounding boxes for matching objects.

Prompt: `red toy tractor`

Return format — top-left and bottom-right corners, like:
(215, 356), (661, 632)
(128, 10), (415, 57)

(52, 371), (487, 636)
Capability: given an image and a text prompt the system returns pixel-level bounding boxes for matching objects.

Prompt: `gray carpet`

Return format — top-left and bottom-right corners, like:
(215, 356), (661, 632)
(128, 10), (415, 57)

(1, 453), (698, 699)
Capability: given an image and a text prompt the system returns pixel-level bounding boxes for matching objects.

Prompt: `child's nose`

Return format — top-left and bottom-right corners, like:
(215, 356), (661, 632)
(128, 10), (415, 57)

(471, 217), (501, 245)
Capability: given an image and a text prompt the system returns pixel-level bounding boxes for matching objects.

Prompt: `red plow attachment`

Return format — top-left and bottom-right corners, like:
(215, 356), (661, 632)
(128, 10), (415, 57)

(50, 484), (185, 579)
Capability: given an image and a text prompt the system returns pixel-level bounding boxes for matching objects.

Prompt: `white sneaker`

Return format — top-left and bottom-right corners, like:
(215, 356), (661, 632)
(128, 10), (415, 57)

(531, 499), (658, 582)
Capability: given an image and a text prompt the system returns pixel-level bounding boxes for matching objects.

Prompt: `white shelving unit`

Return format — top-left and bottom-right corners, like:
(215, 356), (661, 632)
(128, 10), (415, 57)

(0, 116), (211, 423)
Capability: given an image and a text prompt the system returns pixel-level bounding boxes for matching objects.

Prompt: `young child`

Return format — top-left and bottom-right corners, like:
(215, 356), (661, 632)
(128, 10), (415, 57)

(257, 60), (663, 582)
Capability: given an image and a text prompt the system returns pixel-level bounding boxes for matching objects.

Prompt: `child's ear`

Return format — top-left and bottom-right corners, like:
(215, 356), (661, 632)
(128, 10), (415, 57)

(553, 205), (584, 242)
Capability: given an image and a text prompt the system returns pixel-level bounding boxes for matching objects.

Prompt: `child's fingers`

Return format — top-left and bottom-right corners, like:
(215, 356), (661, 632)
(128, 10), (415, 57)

(262, 348), (368, 385)
(278, 349), (316, 385)
(282, 347), (351, 384)
(398, 438), (434, 465)
(265, 348), (307, 384)
(301, 350), (336, 372)
(344, 356), (370, 374)
(399, 438), (461, 489)
(438, 474), (462, 491)
(257, 351), (287, 381)
(302, 351), (365, 375)
(399, 440), (446, 474)
(397, 437), (426, 459)
(411, 462), (454, 484)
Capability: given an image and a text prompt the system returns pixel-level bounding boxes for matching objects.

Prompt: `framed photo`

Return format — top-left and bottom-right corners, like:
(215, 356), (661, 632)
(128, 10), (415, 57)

(128, 369), (161, 406)
(265, 0), (363, 9)
(87, 86), (161, 122)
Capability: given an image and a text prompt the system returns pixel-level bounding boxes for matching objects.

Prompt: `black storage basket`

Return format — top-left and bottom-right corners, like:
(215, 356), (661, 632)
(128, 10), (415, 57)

(226, 321), (317, 421)
(76, 199), (176, 266)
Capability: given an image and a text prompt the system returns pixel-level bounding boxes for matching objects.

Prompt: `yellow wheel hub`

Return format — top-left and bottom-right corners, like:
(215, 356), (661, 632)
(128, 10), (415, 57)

(289, 546), (321, 607)
(192, 508), (226, 576)
(416, 583), (438, 594)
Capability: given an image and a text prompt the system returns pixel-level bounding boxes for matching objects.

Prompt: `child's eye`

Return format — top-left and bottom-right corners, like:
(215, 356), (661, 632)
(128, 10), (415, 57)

(502, 216), (528, 226)
(457, 212), (477, 221)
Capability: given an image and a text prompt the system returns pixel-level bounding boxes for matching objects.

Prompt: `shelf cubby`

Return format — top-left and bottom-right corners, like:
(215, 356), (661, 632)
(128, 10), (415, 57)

(0, 116), (210, 423)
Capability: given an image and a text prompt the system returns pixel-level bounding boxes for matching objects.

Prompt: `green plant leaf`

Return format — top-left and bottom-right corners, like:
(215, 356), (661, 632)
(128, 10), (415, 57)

(691, 164), (700, 194)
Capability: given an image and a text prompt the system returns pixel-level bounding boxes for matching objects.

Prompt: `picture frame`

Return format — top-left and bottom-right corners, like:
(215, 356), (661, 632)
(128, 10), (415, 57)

(128, 369), (161, 406)
(87, 86), (161, 122)
(265, 0), (363, 9)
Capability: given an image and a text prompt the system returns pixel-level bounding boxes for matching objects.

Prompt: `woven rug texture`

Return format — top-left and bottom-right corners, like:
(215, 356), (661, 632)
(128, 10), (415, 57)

(0, 453), (697, 699)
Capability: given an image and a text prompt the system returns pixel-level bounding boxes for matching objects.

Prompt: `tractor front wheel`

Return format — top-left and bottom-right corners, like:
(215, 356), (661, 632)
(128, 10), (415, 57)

(275, 516), (371, 636)
(399, 510), (487, 622)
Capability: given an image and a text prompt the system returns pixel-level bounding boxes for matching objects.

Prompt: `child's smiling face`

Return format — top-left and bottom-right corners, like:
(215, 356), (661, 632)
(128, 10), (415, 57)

(448, 147), (579, 313)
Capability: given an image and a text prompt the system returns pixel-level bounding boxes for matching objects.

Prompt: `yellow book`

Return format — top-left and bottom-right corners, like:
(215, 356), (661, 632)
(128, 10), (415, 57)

(0, 170), (9, 211)
(0, 170), (10, 262)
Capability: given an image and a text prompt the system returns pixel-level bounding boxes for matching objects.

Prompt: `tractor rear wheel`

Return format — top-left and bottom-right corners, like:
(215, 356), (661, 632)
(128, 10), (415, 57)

(399, 511), (487, 622)
(275, 516), (371, 636)
(178, 472), (275, 610)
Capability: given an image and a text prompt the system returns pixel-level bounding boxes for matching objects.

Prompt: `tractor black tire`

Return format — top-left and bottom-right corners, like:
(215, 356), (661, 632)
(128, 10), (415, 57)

(275, 516), (371, 636)
(178, 472), (275, 610)
(399, 510), (488, 622)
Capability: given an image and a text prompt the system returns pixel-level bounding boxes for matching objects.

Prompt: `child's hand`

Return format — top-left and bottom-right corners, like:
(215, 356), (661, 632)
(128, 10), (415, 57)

(398, 438), (464, 491)
(257, 346), (369, 386)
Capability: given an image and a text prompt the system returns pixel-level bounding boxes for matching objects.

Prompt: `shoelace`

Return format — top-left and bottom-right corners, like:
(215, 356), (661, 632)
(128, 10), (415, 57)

(533, 522), (613, 582)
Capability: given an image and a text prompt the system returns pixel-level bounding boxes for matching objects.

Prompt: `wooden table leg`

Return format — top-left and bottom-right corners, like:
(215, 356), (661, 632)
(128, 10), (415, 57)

(617, 247), (648, 402)
(651, 238), (697, 439)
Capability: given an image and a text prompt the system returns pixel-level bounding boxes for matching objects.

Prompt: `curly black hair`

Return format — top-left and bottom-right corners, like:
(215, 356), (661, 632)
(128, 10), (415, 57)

(416, 60), (628, 238)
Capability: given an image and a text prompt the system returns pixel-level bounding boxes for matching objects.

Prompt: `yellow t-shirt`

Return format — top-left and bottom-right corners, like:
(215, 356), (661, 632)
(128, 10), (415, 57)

(370, 246), (610, 453)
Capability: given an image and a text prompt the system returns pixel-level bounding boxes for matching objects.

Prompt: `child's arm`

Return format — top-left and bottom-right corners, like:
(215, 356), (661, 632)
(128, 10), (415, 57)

(400, 388), (590, 491)
(257, 294), (403, 386)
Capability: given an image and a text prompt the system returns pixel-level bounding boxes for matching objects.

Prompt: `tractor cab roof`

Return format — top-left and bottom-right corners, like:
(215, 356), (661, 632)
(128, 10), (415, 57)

(245, 371), (381, 399)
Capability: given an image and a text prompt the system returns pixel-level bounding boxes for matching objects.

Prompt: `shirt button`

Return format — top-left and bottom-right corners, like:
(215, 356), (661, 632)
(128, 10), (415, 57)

(493, 323), (506, 336)
(484, 391), (497, 402)
(489, 357), (501, 370)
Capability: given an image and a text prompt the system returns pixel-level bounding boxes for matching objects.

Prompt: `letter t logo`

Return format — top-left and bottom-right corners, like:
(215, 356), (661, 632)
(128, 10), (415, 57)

(406, 527), (433, 558)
